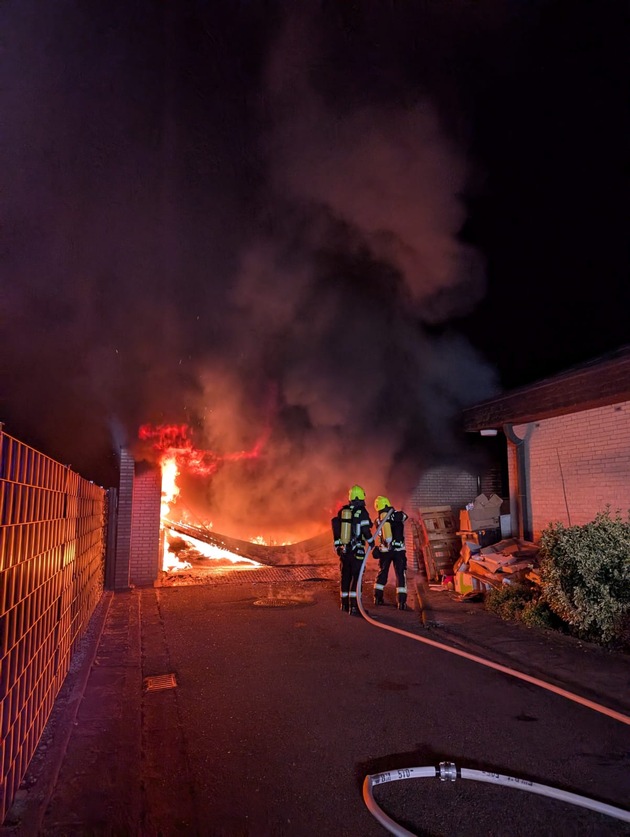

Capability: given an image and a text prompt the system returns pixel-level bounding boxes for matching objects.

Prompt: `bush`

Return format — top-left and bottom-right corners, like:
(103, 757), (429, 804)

(486, 581), (565, 633)
(486, 582), (534, 621)
(539, 509), (630, 644)
(520, 599), (563, 631)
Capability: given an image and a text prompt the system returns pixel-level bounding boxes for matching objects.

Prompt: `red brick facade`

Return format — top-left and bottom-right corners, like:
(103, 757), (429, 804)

(112, 448), (135, 589)
(408, 466), (478, 513)
(129, 461), (162, 586)
(509, 401), (630, 540)
(464, 347), (630, 542)
(111, 449), (162, 588)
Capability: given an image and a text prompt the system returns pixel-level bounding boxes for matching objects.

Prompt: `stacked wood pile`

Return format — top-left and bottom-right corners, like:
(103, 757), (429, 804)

(415, 507), (460, 583)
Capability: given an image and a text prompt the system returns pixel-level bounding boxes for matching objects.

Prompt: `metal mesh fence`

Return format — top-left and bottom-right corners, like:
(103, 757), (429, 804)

(0, 429), (106, 823)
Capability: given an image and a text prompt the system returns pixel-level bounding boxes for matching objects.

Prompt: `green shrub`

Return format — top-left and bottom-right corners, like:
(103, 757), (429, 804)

(485, 581), (565, 634)
(486, 582), (533, 621)
(539, 509), (630, 644)
(520, 599), (562, 631)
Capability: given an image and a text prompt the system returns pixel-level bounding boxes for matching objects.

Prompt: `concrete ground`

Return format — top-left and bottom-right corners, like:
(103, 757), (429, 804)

(1, 561), (629, 836)
(414, 577), (630, 718)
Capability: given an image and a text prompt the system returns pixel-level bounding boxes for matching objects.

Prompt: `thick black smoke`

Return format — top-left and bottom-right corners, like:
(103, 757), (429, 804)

(1, 1), (500, 539)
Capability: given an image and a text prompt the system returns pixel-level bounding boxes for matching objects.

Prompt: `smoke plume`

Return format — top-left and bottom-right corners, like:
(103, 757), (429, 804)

(1, 1), (498, 540)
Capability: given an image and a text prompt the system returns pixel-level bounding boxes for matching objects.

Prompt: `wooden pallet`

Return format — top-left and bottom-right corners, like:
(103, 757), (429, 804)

(408, 518), (425, 574)
(416, 506), (460, 582)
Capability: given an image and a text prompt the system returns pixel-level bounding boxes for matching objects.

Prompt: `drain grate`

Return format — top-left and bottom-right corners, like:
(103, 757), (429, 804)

(160, 565), (338, 587)
(143, 673), (177, 692)
(253, 598), (304, 608)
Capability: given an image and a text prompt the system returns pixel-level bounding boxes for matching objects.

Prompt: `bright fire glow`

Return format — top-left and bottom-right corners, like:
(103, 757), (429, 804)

(161, 455), (180, 518)
(174, 532), (261, 566)
(250, 535), (292, 546)
(139, 422), (269, 477)
(159, 454), (189, 571)
(141, 423), (269, 571)
(139, 420), (327, 546)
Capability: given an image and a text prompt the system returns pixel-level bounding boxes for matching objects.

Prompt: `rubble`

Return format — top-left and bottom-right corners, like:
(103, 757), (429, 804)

(454, 537), (540, 592)
(415, 496), (542, 599)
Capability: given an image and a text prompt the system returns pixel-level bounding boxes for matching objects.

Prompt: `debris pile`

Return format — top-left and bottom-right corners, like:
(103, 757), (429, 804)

(453, 537), (540, 597)
(459, 493), (503, 532)
(416, 495), (542, 601)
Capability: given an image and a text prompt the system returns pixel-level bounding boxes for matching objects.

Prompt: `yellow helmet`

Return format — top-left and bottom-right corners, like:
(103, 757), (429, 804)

(348, 484), (366, 501)
(374, 495), (391, 512)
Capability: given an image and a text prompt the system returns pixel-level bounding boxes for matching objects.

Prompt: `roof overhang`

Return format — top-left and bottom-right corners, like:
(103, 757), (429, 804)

(463, 346), (630, 432)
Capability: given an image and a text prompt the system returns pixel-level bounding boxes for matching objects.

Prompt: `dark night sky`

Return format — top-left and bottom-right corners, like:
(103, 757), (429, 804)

(1, 1), (627, 536)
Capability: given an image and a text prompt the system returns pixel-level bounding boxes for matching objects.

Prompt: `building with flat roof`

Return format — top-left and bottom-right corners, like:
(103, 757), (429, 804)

(462, 346), (630, 541)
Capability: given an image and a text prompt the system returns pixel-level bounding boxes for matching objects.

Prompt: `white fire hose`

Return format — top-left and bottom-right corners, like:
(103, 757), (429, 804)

(363, 763), (630, 835)
(355, 520), (630, 833)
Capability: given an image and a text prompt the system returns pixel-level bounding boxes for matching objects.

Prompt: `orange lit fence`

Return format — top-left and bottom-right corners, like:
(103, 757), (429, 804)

(0, 428), (106, 823)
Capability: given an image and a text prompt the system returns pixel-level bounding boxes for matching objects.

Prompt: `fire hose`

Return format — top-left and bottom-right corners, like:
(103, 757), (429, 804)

(363, 763), (630, 835)
(354, 526), (630, 833)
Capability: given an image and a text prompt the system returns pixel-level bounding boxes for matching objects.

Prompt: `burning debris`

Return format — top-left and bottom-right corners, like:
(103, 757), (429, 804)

(137, 423), (270, 572)
(166, 531), (261, 569)
(138, 420), (331, 571)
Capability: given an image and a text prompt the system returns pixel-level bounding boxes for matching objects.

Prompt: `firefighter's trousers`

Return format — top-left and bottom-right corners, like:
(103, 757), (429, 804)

(374, 549), (407, 605)
(339, 546), (365, 611)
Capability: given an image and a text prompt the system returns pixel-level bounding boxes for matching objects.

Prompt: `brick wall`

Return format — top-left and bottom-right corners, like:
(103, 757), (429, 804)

(129, 461), (162, 586)
(112, 448), (135, 589)
(408, 467), (479, 513)
(479, 465), (504, 499)
(112, 450), (162, 588)
(513, 400), (630, 539)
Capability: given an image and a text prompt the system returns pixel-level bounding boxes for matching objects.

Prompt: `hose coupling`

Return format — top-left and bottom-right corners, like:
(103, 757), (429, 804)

(438, 761), (457, 782)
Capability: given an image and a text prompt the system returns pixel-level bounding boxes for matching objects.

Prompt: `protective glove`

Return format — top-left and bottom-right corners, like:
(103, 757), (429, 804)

(372, 546), (381, 560)
(335, 546), (344, 558)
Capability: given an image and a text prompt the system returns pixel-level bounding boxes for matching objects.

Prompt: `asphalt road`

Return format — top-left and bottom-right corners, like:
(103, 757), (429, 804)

(8, 574), (630, 837)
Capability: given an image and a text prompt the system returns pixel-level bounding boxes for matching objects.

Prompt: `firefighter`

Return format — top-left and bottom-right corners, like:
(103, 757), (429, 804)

(331, 484), (375, 615)
(373, 496), (409, 610)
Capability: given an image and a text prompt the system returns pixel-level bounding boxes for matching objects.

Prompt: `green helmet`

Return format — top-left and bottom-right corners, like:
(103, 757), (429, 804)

(374, 495), (391, 512)
(348, 484), (366, 501)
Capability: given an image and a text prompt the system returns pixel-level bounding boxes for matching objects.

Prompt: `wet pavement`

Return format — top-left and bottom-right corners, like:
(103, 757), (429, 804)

(414, 577), (630, 719)
(1, 562), (629, 837)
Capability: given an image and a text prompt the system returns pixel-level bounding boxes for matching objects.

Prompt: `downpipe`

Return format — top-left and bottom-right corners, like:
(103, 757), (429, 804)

(355, 535), (630, 833)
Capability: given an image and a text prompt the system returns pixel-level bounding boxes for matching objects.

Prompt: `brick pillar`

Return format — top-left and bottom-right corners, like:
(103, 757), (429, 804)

(113, 448), (135, 590)
(129, 461), (162, 586)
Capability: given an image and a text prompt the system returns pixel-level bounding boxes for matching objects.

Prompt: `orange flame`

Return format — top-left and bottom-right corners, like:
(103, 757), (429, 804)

(160, 454), (180, 519)
(138, 422), (270, 477)
(139, 423), (273, 570)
